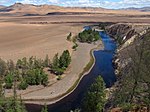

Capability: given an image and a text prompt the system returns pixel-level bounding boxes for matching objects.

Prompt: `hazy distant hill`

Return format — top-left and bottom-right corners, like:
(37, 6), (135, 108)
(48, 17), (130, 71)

(0, 5), (5, 9)
(0, 3), (106, 15)
(123, 7), (150, 12)
(0, 3), (149, 16)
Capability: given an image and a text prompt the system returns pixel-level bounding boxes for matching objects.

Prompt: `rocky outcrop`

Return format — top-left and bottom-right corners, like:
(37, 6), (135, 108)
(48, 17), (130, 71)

(110, 24), (150, 77)
(106, 23), (137, 45)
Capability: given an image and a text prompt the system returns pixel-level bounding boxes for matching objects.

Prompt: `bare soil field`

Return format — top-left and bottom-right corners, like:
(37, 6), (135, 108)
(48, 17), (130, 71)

(0, 21), (82, 61)
(0, 10), (150, 61)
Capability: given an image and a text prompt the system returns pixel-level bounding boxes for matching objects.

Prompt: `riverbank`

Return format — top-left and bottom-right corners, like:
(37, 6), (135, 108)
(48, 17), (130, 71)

(19, 40), (103, 105)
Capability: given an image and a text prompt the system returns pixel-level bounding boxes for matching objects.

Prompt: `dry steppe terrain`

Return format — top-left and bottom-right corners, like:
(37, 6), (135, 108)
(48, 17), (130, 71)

(0, 4), (150, 104)
(0, 5), (149, 61)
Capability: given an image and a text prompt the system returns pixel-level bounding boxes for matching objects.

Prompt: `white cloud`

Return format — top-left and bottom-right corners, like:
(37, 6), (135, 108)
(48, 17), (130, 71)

(0, 0), (150, 9)
(49, 0), (59, 3)
(0, 0), (12, 4)
(102, 0), (150, 9)
(20, 0), (33, 4)
(18, 0), (48, 5)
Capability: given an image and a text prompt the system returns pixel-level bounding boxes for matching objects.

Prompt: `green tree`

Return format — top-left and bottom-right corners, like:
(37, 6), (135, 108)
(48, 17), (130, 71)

(59, 50), (71, 68)
(41, 71), (49, 86)
(7, 60), (15, 72)
(43, 54), (50, 67)
(18, 80), (28, 90)
(5, 72), (14, 89)
(0, 58), (7, 97)
(35, 69), (42, 85)
(72, 43), (78, 51)
(67, 32), (72, 41)
(28, 56), (34, 69)
(78, 29), (100, 43)
(5, 72), (27, 112)
(51, 53), (63, 75)
(52, 53), (59, 69)
(0, 58), (7, 77)
(41, 104), (48, 112)
(16, 59), (23, 69)
(22, 57), (28, 69)
(82, 76), (106, 112)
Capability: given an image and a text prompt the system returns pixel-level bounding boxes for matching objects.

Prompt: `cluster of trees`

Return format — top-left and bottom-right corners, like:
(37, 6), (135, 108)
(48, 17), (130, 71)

(0, 50), (71, 111)
(111, 30), (150, 111)
(0, 55), (50, 90)
(51, 50), (71, 75)
(77, 29), (100, 43)
(0, 49), (71, 91)
(0, 56), (51, 112)
(0, 62), (27, 112)
(71, 76), (106, 112)
(0, 95), (27, 112)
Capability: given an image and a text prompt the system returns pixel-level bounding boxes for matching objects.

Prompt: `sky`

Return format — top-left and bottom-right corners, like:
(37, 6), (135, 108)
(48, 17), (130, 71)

(0, 0), (150, 9)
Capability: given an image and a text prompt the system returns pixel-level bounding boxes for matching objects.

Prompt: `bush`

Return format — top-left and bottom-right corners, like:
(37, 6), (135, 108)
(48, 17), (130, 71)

(82, 76), (106, 112)
(78, 29), (100, 43)
(18, 80), (28, 90)
(67, 32), (72, 41)
(25, 69), (49, 86)
(51, 50), (71, 75)
(0, 58), (7, 77)
(57, 75), (61, 80)
(72, 43), (78, 51)
(5, 82), (13, 89)
(5, 73), (14, 89)
(41, 72), (49, 86)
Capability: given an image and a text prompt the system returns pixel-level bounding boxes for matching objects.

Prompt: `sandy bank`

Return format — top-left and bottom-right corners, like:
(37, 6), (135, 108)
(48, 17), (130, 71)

(18, 40), (103, 105)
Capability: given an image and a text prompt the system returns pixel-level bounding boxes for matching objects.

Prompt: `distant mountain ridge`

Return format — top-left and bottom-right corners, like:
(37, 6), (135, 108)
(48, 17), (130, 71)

(0, 3), (106, 15)
(0, 5), (5, 9)
(122, 7), (150, 12)
(0, 3), (149, 16)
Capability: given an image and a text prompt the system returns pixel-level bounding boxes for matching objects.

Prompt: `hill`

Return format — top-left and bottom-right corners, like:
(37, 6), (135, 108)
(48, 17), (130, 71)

(123, 7), (150, 12)
(0, 3), (106, 15)
(0, 5), (5, 9)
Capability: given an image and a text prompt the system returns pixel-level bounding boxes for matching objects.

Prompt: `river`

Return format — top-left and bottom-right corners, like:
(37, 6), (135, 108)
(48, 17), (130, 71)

(26, 26), (117, 112)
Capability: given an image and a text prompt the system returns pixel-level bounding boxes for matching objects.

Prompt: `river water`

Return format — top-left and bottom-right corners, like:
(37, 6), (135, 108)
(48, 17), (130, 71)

(26, 27), (117, 112)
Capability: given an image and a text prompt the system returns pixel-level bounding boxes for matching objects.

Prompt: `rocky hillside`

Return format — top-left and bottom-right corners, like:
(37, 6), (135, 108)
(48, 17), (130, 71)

(106, 23), (137, 45)
(106, 23), (150, 111)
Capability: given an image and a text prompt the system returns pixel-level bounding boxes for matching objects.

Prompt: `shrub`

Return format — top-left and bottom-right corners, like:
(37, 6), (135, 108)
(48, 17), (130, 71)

(5, 73), (14, 89)
(41, 72), (49, 86)
(18, 80), (28, 90)
(67, 32), (72, 41)
(57, 75), (61, 80)
(72, 43), (78, 51)
(51, 50), (71, 75)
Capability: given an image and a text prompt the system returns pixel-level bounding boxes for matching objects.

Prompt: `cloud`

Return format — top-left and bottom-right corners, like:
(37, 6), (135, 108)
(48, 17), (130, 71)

(60, 0), (103, 7)
(20, 0), (33, 4)
(102, 0), (150, 9)
(49, 0), (59, 3)
(18, 0), (48, 5)
(0, 0), (150, 8)
(0, 0), (13, 4)
(50, 0), (150, 8)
